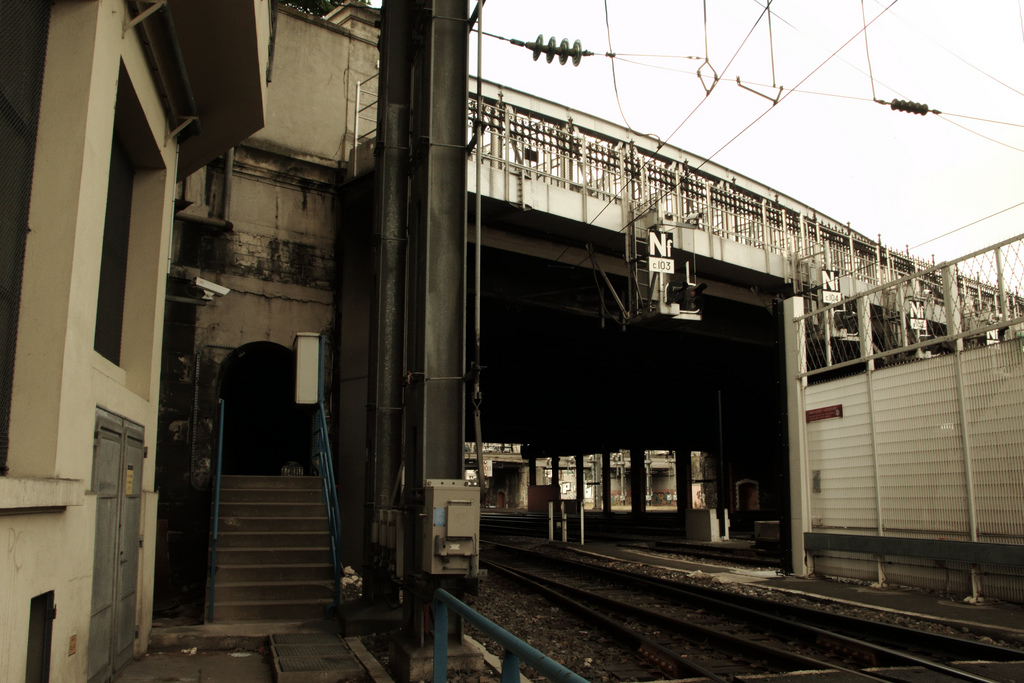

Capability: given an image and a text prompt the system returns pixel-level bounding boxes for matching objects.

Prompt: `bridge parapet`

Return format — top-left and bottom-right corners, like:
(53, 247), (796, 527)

(351, 78), (935, 295)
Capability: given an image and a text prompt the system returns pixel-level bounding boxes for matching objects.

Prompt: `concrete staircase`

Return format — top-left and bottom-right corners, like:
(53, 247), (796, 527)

(208, 475), (335, 622)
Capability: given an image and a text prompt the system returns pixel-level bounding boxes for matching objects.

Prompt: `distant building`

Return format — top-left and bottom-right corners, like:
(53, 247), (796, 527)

(0, 1), (271, 680)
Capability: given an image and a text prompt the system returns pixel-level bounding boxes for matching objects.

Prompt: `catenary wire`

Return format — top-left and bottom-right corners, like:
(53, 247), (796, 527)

(568, 0), (900, 271)
(910, 200), (1024, 250)
(542, 2), (772, 268)
(873, 0), (1024, 101)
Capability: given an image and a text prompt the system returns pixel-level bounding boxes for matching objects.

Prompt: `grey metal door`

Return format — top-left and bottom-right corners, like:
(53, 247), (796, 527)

(88, 409), (143, 683)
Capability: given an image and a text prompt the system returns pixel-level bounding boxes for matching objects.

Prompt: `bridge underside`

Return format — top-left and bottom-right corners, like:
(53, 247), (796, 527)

(478, 247), (781, 458)
(338, 176), (787, 533)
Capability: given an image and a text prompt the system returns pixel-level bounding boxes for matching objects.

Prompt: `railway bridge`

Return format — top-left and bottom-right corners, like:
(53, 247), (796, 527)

(338, 78), (1024, 601)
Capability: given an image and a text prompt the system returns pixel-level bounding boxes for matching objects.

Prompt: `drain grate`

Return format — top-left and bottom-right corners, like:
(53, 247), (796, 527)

(273, 644), (349, 658)
(270, 633), (366, 682)
(277, 655), (361, 672)
(270, 633), (340, 645)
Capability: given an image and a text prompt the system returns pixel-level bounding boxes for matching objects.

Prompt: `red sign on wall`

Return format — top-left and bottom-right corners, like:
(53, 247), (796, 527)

(806, 405), (843, 423)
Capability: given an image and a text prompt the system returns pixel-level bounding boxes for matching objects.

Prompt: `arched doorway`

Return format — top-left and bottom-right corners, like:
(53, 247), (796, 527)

(219, 342), (313, 476)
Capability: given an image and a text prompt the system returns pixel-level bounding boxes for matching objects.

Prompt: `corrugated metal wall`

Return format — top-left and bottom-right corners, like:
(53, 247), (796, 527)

(804, 339), (1024, 601)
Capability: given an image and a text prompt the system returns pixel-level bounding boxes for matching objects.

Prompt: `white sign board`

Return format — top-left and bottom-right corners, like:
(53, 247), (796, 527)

(821, 269), (842, 304)
(648, 230), (675, 275)
(908, 299), (927, 332)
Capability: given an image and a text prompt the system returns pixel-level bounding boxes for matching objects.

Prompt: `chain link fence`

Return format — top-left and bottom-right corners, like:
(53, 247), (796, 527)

(797, 233), (1024, 378)
(0, 2), (51, 474)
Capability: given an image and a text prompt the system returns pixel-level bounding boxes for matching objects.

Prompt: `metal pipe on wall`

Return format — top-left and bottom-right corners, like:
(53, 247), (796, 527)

(363, 0), (413, 603)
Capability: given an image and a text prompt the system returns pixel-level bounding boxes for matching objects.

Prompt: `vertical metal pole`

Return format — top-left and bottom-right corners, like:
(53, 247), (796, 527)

(824, 249), (833, 367)
(208, 399), (226, 623)
(601, 448), (612, 514)
(404, 0), (470, 646)
(471, 0), (484, 477)
(716, 391), (726, 538)
(548, 501), (554, 541)
(859, 295), (886, 586)
(432, 600), (449, 683)
(943, 265), (979, 545)
(560, 501), (567, 543)
(575, 454), (585, 545)
(997, 246), (1009, 322)
(364, 0), (413, 604)
(501, 651), (521, 683)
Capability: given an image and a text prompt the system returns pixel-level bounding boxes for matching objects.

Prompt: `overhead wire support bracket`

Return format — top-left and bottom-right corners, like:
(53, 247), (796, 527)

(697, 59), (720, 97)
(696, 0), (720, 96)
(735, 0), (782, 105)
(736, 76), (783, 105)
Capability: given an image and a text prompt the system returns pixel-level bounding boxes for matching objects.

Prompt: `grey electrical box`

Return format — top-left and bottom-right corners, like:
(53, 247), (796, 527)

(422, 479), (480, 576)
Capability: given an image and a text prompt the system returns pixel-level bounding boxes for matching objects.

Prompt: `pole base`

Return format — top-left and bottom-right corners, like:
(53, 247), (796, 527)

(337, 596), (403, 637)
(389, 633), (484, 683)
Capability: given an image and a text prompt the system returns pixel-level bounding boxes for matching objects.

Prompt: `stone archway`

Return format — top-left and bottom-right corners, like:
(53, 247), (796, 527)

(218, 341), (312, 476)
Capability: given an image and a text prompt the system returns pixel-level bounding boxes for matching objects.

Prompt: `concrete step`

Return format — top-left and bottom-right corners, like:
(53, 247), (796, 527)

(213, 581), (334, 602)
(216, 531), (330, 549)
(218, 502), (327, 518)
(220, 474), (322, 490)
(217, 516), (329, 533)
(215, 547), (330, 565)
(214, 563), (334, 584)
(212, 599), (332, 622)
(219, 488), (324, 504)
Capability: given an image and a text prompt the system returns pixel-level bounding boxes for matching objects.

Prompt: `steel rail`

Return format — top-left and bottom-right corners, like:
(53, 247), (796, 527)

(620, 540), (782, 568)
(484, 557), (882, 681)
(481, 559), (735, 682)
(485, 543), (1019, 683)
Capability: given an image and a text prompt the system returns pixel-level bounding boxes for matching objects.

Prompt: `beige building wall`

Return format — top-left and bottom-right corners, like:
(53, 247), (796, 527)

(0, 1), (270, 680)
(157, 6), (381, 590)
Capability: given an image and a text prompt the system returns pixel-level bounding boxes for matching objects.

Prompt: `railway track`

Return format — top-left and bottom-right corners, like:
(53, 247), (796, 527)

(482, 511), (782, 568)
(480, 542), (1024, 683)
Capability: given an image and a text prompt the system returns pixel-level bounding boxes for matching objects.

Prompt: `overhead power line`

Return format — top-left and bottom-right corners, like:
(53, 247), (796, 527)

(910, 200), (1024, 250)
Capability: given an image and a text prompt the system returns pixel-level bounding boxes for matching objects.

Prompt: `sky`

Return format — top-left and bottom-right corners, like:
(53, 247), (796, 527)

(367, 1), (1024, 264)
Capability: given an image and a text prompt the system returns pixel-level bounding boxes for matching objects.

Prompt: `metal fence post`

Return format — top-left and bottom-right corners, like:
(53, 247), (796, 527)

(433, 599), (449, 683)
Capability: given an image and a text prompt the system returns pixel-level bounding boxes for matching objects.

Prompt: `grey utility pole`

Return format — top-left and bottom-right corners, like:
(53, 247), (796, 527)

(363, 0), (412, 610)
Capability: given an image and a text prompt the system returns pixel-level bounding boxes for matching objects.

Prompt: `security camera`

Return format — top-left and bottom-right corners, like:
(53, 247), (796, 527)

(192, 277), (231, 299)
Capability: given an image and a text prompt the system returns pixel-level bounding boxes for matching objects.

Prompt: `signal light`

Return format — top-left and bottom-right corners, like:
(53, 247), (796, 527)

(666, 281), (707, 311)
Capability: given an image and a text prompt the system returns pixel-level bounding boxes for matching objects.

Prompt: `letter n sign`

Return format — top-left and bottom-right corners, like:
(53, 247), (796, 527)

(821, 269), (841, 304)
(648, 230), (674, 274)
(909, 298), (927, 331)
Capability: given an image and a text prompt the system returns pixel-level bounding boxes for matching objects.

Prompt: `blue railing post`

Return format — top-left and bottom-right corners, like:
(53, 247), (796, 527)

(312, 333), (344, 617)
(433, 600), (450, 683)
(501, 651), (521, 683)
(208, 398), (226, 622)
(432, 589), (589, 683)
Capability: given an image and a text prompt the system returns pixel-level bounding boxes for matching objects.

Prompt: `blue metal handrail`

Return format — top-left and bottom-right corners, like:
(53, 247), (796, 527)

(312, 335), (343, 617)
(207, 399), (226, 622)
(432, 589), (589, 683)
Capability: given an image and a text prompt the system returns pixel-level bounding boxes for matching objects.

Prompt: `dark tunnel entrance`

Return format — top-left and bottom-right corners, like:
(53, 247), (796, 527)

(469, 246), (786, 529)
(219, 342), (313, 476)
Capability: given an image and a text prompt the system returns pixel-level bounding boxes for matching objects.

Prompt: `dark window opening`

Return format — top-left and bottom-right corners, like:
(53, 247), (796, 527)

(0, 2), (51, 474)
(94, 135), (134, 365)
(26, 590), (55, 683)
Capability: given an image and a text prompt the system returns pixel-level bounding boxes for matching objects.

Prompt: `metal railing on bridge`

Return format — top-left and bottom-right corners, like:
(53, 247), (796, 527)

(353, 78), (947, 302)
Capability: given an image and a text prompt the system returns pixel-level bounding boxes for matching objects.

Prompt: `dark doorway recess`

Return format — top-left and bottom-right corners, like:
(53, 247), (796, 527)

(219, 342), (312, 476)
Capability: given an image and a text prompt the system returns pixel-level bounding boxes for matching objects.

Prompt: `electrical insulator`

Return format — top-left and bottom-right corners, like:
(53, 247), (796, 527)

(515, 34), (591, 66)
(887, 99), (931, 116)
